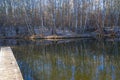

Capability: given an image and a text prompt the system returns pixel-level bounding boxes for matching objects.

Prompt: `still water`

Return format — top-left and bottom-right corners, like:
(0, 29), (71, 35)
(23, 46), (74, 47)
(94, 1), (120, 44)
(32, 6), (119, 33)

(10, 39), (120, 80)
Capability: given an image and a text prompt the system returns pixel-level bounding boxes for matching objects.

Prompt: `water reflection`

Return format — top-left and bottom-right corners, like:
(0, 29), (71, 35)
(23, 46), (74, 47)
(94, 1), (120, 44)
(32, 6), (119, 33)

(12, 39), (120, 80)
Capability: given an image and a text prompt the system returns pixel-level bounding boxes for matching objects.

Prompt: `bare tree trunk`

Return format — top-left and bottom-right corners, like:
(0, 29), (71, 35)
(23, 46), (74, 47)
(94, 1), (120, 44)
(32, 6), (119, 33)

(23, 0), (34, 35)
(73, 0), (78, 32)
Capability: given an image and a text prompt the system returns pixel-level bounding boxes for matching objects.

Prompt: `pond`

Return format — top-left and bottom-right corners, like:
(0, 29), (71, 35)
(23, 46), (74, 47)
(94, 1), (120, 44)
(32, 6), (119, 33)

(2, 39), (120, 80)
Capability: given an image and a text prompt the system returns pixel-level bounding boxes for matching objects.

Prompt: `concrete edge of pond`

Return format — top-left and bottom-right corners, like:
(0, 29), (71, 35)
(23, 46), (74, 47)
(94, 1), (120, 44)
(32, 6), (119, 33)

(0, 47), (23, 80)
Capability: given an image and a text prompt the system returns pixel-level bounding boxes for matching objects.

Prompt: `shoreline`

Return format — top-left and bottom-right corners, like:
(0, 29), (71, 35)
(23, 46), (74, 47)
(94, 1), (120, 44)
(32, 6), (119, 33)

(0, 34), (115, 40)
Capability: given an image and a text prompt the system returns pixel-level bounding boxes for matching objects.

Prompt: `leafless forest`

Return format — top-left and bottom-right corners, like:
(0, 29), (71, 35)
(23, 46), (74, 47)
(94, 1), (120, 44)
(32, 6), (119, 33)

(0, 0), (120, 36)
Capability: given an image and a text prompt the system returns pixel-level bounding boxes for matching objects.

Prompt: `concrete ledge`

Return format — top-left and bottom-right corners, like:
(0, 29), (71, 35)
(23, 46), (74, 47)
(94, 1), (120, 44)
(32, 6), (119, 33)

(0, 47), (23, 80)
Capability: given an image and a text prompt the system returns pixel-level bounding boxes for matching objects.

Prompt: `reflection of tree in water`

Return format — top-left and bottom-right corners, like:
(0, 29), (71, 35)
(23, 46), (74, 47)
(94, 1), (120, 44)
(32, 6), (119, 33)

(13, 40), (120, 80)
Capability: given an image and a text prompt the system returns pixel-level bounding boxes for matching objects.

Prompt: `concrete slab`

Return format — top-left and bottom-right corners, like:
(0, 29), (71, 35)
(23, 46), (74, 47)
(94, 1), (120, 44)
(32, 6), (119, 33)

(0, 47), (23, 80)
